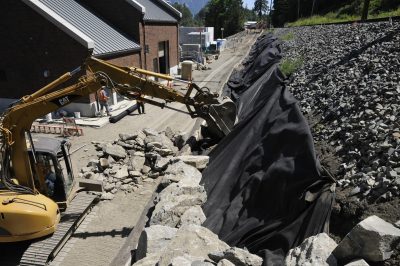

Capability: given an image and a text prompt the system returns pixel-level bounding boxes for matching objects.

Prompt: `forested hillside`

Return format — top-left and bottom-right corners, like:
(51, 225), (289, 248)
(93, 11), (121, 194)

(272, 0), (400, 26)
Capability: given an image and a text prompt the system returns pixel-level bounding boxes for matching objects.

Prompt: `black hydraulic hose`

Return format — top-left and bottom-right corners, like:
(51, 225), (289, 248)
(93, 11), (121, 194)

(109, 104), (138, 123)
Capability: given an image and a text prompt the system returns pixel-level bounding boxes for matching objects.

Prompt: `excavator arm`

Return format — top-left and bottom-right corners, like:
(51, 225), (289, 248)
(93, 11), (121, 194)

(1, 56), (236, 192)
(85, 57), (236, 137)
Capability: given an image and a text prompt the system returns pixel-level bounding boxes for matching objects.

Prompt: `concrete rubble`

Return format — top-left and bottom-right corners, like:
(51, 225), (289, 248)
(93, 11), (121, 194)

(333, 215), (400, 262)
(80, 126), (262, 265)
(285, 233), (337, 266)
(283, 215), (400, 265)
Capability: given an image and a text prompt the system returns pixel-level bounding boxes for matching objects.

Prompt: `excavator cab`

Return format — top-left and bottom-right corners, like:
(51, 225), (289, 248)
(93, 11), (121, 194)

(28, 136), (75, 210)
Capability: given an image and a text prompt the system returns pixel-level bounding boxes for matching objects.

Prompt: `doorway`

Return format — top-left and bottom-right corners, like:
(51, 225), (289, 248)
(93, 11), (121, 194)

(158, 41), (169, 74)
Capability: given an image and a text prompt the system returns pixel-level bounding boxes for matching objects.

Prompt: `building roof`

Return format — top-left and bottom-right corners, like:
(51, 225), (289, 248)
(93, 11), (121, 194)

(132, 0), (181, 23)
(24, 0), (140, 56)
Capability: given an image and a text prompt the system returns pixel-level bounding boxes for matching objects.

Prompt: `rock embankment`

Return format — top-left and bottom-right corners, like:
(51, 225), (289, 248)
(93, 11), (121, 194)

(278, 22), (400, 202)
(276, 21), (400, 265)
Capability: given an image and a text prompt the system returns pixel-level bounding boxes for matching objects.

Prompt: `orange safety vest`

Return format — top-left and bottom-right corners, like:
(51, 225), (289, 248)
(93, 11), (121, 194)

(98, 89), (108, 102)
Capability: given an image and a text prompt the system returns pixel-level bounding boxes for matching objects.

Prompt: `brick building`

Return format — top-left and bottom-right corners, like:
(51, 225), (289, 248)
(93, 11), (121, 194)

(0, 0), (181, 116)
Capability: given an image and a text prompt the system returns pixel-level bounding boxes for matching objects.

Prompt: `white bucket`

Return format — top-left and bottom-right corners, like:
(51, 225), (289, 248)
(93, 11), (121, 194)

(74, 112), (81, 119)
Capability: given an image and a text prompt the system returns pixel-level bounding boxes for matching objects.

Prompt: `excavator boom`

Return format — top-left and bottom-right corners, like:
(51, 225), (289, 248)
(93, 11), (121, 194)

(0, 56), (236, 245)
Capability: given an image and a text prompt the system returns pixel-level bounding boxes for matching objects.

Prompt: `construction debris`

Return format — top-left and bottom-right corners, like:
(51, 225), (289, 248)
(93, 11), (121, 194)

(333, 215), (400, 262)
(285, 233), (338, 266)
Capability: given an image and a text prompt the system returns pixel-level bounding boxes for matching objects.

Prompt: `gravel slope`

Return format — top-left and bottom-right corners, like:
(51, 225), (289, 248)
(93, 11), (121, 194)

(275, 21), (400, 265)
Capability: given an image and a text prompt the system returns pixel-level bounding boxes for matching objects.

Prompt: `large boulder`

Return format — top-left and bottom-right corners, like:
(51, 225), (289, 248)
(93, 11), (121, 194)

(285, 233), (337, 266)
(164, 160), (202, 184)
(333, 215), (400, 262)
(103, 144), (126, 159)
(150, 182), (207, 227)
(136, 225), (178, 261)
(157, 225), (230, 265)
(179, 205), (206, 227)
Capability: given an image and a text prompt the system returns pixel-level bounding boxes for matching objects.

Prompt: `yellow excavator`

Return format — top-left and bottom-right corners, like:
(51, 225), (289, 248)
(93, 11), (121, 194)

(0, 56), (236, 264)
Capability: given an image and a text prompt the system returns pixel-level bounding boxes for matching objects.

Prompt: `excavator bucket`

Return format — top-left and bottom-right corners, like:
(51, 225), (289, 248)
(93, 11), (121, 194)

(203, 97), (237, 139)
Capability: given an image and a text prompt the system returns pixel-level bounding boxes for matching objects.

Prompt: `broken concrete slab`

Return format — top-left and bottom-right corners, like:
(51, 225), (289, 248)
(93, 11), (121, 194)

(333, 215), (400, 261)
(164, 160), (202, 184)
(333, 215), (400, 262)
(119, 132), (138, 141)
(136, 225), (178, 261)
(129, 155), (146, 171)
(285, 233), (337, 266)
(150, 193), (206, 227)
(176, 155), (209, 170)
(179, 205), (206, 227)
(103, 144), (126, 159)
(113, 165), (129, 180)
(223, 247), (263, 266)
(157, 225), (230, 265)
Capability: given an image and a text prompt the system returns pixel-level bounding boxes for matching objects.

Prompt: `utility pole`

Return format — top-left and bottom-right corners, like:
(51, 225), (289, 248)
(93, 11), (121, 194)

(361, 0), (370, 21)
(221, 27), (224, 39)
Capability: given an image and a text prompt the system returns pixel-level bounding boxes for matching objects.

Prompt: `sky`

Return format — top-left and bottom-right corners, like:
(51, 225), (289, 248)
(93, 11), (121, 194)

(243, 0), (272, 10)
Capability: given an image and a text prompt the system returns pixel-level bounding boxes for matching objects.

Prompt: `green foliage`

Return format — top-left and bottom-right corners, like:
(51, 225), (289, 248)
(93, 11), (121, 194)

(204, 0), (245, 38)
(271, 0), (400, 27)
(280, 57), (303, 77)
(281, 32), (294, 40)
(287, 12), (359, 26)
(287, 5), (400, 26)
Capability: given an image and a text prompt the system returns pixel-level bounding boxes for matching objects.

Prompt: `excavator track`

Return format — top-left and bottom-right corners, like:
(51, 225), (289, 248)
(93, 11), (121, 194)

(20, 192), (98, 266)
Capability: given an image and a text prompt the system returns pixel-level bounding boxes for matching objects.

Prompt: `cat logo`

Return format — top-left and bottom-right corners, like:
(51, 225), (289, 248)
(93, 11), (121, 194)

(59, 96), (70, 106)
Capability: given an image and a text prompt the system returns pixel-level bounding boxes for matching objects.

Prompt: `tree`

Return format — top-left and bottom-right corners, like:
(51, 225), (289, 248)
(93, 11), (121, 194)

(254, 0), (269, 19)
(204, 0), (244, 38)
(172, 3), (196, 26)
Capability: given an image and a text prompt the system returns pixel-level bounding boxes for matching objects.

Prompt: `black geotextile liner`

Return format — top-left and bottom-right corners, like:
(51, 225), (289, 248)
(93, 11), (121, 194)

(201, 33), (335, 265)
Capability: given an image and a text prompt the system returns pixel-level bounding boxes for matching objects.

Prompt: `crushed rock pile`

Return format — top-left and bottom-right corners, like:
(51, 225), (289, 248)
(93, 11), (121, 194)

(277, 22), (400, 202)
(79, 127), (262, 265)
(79, 127), (202, 200)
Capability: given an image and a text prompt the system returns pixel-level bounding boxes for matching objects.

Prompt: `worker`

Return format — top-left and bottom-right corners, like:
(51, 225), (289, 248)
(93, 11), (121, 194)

(137, 98), (145, 114)
(98, 80), (111, 116)
(45, 171), (56, 197)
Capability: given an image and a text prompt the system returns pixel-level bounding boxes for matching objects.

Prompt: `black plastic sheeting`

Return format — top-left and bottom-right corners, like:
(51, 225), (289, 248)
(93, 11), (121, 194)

(201, 33), (335, 265)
